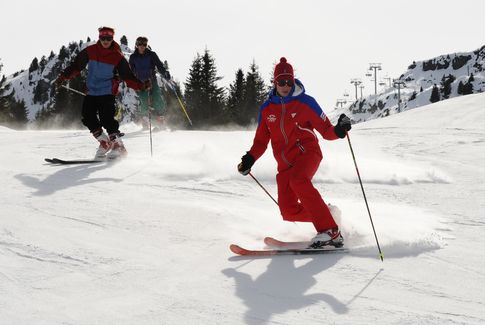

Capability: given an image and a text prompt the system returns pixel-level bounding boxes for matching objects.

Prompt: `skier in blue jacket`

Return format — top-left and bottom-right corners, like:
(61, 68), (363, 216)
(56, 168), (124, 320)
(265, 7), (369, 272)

(129, 36), (171, 129)
(56, 27), (148, 159)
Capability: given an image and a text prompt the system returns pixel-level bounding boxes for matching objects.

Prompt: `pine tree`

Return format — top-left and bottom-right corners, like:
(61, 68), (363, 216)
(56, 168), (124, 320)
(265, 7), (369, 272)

(68, 42), (78, 53)
(457, 81), (464, 95)
(0, 61), (8, 123)
(242, 60), (267, 125)
(120, 35), (128, 46)
(39, 56), (48, 72)
(226, 69), (246, 123)
(430, 84), (440, 103)
(462, 74), (474, 95)
(440, 74), (455, 99)
(29, 57), (39, 73)
(43, 73), (85, 128)
(0, 85), (28, 129)
(200, 49), (225, 124)
(10, 98), (28, 127)
(58, 46), (69, 61)
(409, 91), (417, 101)
(184, 49), (225, 127)
(7, 58), (31, 126)
(184, 53), (204, 124)
(0, 59), (4, 89)
(33, 75), (52, 105)
(39, 85), (69, 127)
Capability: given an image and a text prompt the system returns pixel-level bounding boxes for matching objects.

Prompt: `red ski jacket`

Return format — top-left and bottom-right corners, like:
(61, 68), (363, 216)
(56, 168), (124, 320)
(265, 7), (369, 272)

(248, 79), (340, 172)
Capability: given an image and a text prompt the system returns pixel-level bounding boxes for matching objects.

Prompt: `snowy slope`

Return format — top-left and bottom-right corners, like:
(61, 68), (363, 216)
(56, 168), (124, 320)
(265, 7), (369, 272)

(332, 45), (485, 123)
(1, 93), (485, 324)
(3, 41), (91, 122)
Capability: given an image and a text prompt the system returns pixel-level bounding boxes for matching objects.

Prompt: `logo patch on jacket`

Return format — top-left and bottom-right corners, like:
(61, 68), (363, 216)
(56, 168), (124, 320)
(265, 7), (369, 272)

(267, 114), (277, 123)
(291, 113), (297, 118)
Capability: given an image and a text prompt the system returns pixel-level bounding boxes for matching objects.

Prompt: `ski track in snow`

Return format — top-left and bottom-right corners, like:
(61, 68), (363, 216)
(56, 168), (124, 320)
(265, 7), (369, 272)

(1, 93), (485, 324)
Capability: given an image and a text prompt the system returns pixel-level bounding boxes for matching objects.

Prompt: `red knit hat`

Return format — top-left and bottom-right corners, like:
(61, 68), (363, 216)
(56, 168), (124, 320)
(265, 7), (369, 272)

(98, 26), (115, 37)
(274, 57), (294, 82)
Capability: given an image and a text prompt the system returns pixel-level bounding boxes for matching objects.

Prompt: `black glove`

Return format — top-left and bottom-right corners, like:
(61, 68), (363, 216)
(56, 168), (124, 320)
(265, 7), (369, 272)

(238, 153), (255, 176)
(334, 114), (351, 138)
(164, 71), (171, 80)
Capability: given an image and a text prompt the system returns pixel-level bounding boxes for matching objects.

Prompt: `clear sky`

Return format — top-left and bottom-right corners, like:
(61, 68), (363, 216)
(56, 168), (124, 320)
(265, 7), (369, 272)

(1, 0), (484, 111)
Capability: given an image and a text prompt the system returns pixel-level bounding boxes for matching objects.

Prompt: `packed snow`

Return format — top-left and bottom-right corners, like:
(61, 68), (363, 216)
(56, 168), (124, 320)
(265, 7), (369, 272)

(1, 93), (485, 324)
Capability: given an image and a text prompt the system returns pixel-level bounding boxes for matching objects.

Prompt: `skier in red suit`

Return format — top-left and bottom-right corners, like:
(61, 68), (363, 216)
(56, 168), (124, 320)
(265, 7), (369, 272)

(238, 57), (352, 248)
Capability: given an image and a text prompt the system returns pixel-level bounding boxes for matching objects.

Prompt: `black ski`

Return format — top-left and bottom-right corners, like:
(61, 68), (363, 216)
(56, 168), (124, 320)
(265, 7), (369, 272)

(44, 158), (105, 165)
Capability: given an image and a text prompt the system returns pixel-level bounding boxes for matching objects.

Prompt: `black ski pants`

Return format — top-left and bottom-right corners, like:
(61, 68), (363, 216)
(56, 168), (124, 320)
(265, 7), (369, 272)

(82, 95), (119, 135)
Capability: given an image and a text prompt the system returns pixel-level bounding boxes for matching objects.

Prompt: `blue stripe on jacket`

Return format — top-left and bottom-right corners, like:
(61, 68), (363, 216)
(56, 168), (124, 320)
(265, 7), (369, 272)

(86, 60), (115, 96)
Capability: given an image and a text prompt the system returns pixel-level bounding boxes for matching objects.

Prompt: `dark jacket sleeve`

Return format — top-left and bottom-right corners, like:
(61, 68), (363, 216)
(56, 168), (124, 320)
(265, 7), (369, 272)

(128, 54), (136, 74)
(151, 51), (167, 74)
(59, 48), (89, 80)
(117, 57), (144, 90)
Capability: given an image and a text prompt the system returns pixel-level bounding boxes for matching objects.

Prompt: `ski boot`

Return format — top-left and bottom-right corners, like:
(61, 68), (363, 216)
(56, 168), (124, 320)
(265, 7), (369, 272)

(107, 132), (127, 159)
(308, 227), (344, 249)
(92, 129), (112, 159)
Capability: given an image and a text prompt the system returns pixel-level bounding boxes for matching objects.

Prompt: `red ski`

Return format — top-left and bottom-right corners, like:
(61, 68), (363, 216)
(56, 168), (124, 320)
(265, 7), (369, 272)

(264, 236), (311, 249)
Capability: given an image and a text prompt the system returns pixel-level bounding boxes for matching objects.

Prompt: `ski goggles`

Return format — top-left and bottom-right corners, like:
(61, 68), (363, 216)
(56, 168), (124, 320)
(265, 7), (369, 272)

(276, 79), (294, 87)
(99, 36), (113, 41)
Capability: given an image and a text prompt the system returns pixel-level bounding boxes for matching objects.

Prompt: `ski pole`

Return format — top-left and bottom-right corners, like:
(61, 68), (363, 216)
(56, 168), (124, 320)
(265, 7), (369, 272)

(248, 172), (278, 207)
(346, 132), (384, 262)
(167, 81), (193, 126)
(147, 88), (153, 157)
(61, 85), (85, 96)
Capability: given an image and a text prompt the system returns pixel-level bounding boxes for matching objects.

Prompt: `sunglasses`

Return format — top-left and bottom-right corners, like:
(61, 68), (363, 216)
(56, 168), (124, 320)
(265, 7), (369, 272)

(99, 36), (113, 41)
(276, 79), (294, 87)
(136, 42), (147, 47)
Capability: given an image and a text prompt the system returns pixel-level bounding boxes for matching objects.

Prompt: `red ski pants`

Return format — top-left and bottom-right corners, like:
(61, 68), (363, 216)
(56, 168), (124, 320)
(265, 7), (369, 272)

(276, 151), (337, 232)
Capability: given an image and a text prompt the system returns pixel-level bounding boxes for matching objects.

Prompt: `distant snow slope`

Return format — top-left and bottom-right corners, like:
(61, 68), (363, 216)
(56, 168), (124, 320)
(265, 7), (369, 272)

(332, 45), (485, 123)
(1, 93), (484, 324)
